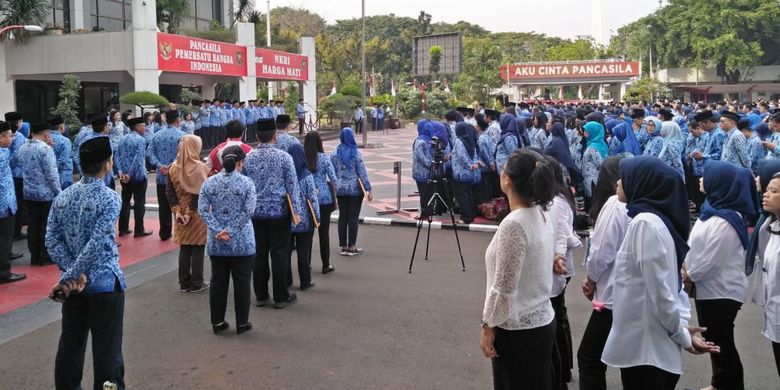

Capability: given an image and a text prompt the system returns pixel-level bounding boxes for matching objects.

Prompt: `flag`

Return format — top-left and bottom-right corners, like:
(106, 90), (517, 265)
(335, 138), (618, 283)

(577, 85), (584, 100)
(329, 81), (337, 96)
(369, 72), (376, 97)
(443, 78), (451, 93)
(391, 80), (396, 97)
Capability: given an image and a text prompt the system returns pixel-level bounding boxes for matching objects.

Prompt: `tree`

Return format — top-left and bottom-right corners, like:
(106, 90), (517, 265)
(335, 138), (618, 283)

(623, 76), (671, 102)
(51, 74), (82, 133)
(232, 0), (259, 25)
(416, 11), (432, 36)
(156, 0), (191, 34)
(546, 38), (606, 61)
(429, 45), (442, 83)
(452, 37), (503, 103)
(0, 0), (49, 42)
(119, 91), (169, 114)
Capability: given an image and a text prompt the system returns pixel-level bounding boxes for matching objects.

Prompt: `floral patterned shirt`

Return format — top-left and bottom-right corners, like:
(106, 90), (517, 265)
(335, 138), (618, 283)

(243, 144), (302, 221)
(312, 153), (337, 206)
(495, 135), (518, 175)
(685, 132), (709, 177)
(721, 128), (751, 169)
(198, 171), (257, 257)
(18, 139), (61, 201)
(9, 131), (26, 178)
(46, 176), (125, 294)
(292, 175), (320, 233)
(0, 148), (17, 218)
(580, 147), (603, 198)
(147, 126), (184, 185)
(50, 132), (73, 188)
(412, 139), (432, 183)
(274, 132), (301, 153)
(331, 150), (372, 197)
(115, 132), (148, 182)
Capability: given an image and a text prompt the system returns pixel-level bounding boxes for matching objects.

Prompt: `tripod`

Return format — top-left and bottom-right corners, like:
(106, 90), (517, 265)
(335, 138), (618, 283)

(408, 160), (466, 273)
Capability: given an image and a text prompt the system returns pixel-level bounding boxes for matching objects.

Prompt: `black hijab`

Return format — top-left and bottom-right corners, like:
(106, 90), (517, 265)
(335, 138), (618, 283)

(545, 122), (582, 185)
(455, 122), (477, 159)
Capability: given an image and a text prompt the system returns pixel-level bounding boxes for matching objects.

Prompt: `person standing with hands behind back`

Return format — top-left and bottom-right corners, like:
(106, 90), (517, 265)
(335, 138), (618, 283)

(199, 145), (256, 335)
(331, 128), (372, 256)
(46, 136), (126, 389)
(480, 149), (557, 390)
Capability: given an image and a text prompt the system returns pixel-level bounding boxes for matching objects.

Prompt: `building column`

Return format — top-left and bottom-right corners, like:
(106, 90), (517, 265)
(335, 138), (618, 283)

(0, 47), (15, 114)
(71, 0), (85, 30)
(236, 22), (257, 103)
(299, 36), (317, 120)
(130, 0), (159, 114)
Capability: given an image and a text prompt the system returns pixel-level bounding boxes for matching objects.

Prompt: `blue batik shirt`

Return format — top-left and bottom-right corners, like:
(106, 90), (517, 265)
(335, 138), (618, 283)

(9, 131), (26, 178)
(767, 132), (780, 159)
(198, 171), (257, 257)
(685, 132), (709, 177)
(643, 136), (663, 157)
(703, 128), (726, 162)
(219, 106), (228, 126)
(245, 107), (255, 124)
(243, 144), (302, 221)
(108, 122), (127, 151)
(274, 132), (300, 152)
(147, 126), (184, 185)
(0, 148), (17, 218)
(494, 135), (518, 175)
(180, 121), (196, 135)
(452, 138), (481, 184)
(331, 150), (372, 197)
(296, 103), (306, 119)
(208, 106), (219, 127)
(634, 126), (650, 153)
(580, 147), (603, 198)
(745, 134), (764, 174)
(116, 132), (147, 182)
(477, 132), (495, 173)
(658, 140), (685, 179)
(46, 176), (125, 294)
(412, 139), (432, 182)
(312, 153), (337, 206)
(143, 123), (156, 145)
(721, 128), (751, 170)
(19, 139), (61, 201)
(50, 132), (73, 189)
(292, 175), (320, 234)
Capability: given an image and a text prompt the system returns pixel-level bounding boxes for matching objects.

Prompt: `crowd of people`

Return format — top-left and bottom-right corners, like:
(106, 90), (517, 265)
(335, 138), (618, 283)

(0, 108), (372, 389)
(444, 99), (780, 389)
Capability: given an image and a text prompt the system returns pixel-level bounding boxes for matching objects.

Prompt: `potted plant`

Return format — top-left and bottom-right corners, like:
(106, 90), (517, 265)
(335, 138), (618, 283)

(322, 93), (359, 131)
(44, 24), (64, 35)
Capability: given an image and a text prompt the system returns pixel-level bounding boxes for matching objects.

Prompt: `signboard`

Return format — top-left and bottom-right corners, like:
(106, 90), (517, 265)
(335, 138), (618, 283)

(500, 61), (640, 82)
(157, 32), (247, 76)
(412, 32), (462, 77)
(255, 48), (309, 81)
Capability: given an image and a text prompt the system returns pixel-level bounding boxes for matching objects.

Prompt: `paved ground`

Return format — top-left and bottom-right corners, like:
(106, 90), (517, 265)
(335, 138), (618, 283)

(1, 223), (778, 389)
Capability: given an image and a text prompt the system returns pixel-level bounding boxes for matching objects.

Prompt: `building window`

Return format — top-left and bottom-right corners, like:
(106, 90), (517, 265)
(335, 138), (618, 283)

(46, 0), (71, 32)
(91, 0), (132, 31)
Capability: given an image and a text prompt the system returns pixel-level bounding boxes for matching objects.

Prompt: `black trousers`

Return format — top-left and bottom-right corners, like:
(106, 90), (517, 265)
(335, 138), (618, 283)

(119, 179), (147, 233)
(577, 309), (613, 390)
(551, 290), (573, 387)
(453, 180), (476, 224)
(55, 282), (125, 390)
(245, 123), (257, 144)
(179, 245), (205, 289)
(336, 195), (362, 248)
(156, 184), (172, 240)
(210, 255), (253, 326)
(416, 181), (432, 216)
(298, 117), (305, 135)
(317, 203), (334, 268)
(491, 321), (556, 390)
(0, 215), (14, 277)
(773, 341), (780, 379)
(473, 177), (491, 206)
(26, 200), (52, 265)
(289, 230), (313, 288)
(620, 365), (679, 390)
(12, 177), (25, 237)
(252, 218), (291, 303)
(695, 298), (744, 390)
(355, 119), (364, 134)
(685, 162), (705, 212)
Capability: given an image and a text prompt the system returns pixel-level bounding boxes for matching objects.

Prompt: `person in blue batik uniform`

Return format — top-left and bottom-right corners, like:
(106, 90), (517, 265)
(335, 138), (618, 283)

(626, 108), (649, 153)
(147, 110), (185, 241)
(273, 114), (300, 152)
(738, 119), (764, 175)
(719, 110), (751, 170)
(243, 118), (302, 309)
(46, 136), (126, 390)
(452, 122), (482, 224)
(199, 145), (257, 335)
(116, 118), (152, 237)
(495, 114), (520, 175)
(691, 110), (726, 166)
(685, 120), (710, 213)
(0, 121), (26, 284)
(5, 111), (28, 240)
(658, 121), (686, 179)
(287, 143), (320, 290)
(48, 115), (73, 189)
(296, 99), (306, 136)
(763, 113), (780, 159)
(108, 111), (127, 151)
(18, 122), (61, 266)
(580, 121), (608, 203)
(475, 114), (498, 202)
(412, 119), (433, 213)
(331, 128), (373, 256)
(642, 117), (664, 158)
(304, 131), (337, 275)
(180, 112), (196, 135)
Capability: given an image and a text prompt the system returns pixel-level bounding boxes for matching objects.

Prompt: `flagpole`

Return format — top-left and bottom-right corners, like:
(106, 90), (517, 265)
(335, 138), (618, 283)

(360, 0), (367, 147)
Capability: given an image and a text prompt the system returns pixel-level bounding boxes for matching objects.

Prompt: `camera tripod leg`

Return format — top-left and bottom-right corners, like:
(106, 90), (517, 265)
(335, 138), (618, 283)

(408, 215), (425, 273)
(447, 202), (466, 272)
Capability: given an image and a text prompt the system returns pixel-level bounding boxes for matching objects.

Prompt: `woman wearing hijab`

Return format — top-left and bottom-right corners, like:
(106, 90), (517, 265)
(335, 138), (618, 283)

(608, 122), (641, 157)
(580, 121), (608, 207)
(304, 131), (337, 275)
(545, 121), (583, 187)
(331, 128), (373, 256)
(642, 117), (664, 157)
(198, 145), (256, 335)
(658, 121), (685, 179)
(569, 119), (584, 169)
(429, 121), (454, 213)
(167, 135), (210, 292)
(495, 114), (520, 175)
(412, 120), (433, 214)
(683, 161), (758, 390)
(578, 155), (631, 390)
(452, 123), (482, 224)
(287, 143), (319, 290)
(602, 156), (719, 389)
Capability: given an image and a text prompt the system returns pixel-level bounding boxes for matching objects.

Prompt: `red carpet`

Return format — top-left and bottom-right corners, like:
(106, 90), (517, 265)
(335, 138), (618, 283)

(0, 219), (178, 315)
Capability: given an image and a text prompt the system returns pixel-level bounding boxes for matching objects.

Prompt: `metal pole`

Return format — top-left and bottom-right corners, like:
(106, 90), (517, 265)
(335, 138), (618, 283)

(267, 0), (273, 102)
(396, 161), (401, 212)
(361, 0), (367, 147)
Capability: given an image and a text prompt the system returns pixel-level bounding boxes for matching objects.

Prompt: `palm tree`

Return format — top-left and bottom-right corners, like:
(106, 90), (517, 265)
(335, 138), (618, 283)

(156, 0), (190, 34)
(0, 0), (49, 42)
(232, 0), (257, 25)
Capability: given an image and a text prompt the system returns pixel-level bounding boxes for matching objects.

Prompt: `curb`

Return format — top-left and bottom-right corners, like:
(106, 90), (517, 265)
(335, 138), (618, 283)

(144, 204), (498, 233)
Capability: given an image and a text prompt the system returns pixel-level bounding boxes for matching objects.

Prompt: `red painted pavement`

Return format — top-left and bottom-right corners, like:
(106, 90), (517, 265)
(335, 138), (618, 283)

(0, 219), (178, 315)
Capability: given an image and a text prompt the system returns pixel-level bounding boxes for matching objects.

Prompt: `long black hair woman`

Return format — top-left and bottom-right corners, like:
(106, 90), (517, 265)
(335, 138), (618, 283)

(304, 131), (337, 274)
(288, 143), (319, 290)
(480, 149), (557, 389)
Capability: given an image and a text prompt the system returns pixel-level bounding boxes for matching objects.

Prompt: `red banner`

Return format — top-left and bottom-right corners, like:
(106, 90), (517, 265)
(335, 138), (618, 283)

(157, 32), (247, 76)
(500, 61), (640, 81)
(255, 48), (308, 81)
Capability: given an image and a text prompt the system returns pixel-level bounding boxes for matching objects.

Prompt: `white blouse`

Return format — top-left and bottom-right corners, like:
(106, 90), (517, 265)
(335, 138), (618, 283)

(483, 206), (555, 330)
(684, 217), (748, 302)
(761, 219), (780, 343)
(549, 195), (582, 297)
(602, 213), (692, 375)
(585, 195), (631, 309)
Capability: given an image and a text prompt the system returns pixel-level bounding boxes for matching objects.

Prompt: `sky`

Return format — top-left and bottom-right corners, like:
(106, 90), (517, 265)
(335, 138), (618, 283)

(265, 0), (661, 44)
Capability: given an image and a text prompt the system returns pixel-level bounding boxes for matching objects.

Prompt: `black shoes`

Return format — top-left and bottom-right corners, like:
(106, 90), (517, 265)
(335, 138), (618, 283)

(212, 321), (229, 334)
(10, 252), (22, 260)
(322, 266), (335, 274)
(134, 231), (153, 238)
(255, 298), (271, 307)
(301, 283), (315, 291)
(189, 283), (210, 293)
(236, 322), (252, 335)
(0, 272), (26, 284)
(273, 293), (297, 309)
(118, 230), (133, 237)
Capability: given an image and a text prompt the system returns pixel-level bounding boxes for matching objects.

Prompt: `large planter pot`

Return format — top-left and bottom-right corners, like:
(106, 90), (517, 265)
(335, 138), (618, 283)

(45, 27), (64, 36)
(339, 122), (352, 131)
(388, 118), (401, 129)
